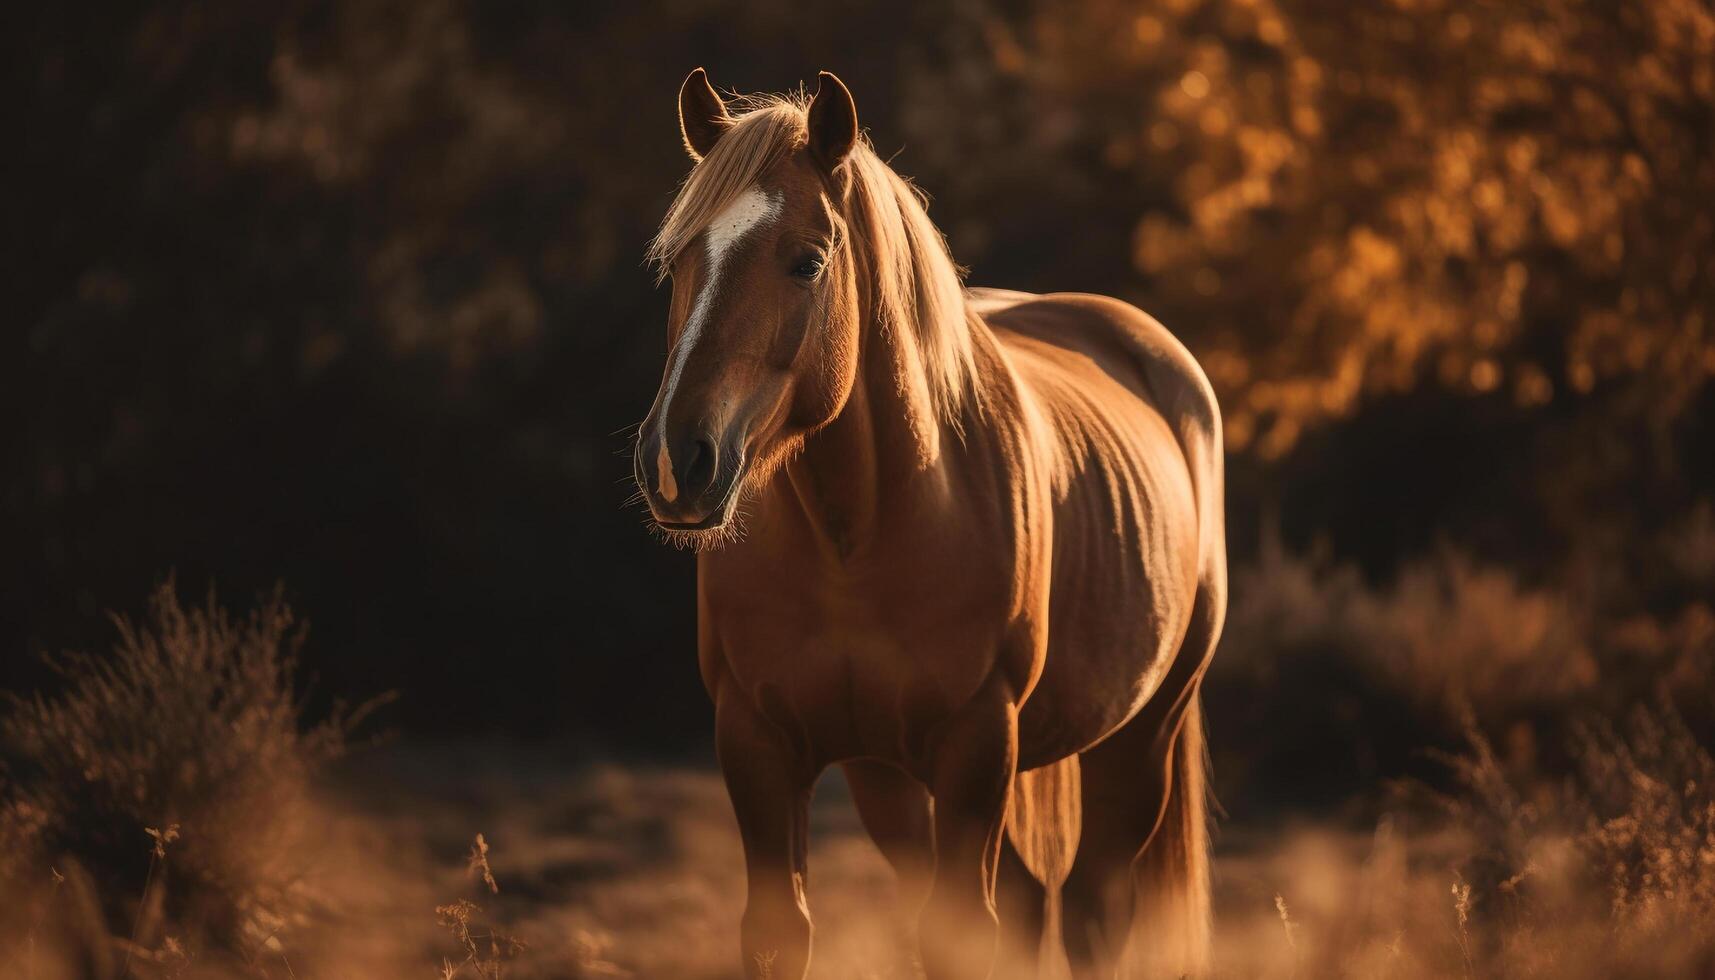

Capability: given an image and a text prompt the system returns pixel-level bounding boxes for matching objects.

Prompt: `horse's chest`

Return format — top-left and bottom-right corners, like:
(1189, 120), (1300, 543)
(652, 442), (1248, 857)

(704, 573), (1008, 767)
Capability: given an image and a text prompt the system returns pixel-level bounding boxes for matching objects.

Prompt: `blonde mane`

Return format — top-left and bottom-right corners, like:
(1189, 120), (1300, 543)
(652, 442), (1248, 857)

(647, 93), (977, 426)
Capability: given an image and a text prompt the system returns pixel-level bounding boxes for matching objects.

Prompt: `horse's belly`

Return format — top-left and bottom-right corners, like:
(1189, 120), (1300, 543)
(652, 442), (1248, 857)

(1017, 590), (1181, 768)
(1017, 417), (1200, 769)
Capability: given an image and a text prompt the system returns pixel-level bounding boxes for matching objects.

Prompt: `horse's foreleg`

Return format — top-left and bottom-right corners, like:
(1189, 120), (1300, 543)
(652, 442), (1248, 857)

(844, 759), (934, 913)
(716, 681), (814, 980)
(920, 675), (1019, 980)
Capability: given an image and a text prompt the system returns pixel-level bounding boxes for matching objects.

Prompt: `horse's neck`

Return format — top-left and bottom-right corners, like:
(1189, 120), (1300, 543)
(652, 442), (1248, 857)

(779, 298), (979, 558)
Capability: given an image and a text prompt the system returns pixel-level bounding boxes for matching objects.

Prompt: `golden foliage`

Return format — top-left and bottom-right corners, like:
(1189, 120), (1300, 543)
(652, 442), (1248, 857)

(935, 0), (1715, 453)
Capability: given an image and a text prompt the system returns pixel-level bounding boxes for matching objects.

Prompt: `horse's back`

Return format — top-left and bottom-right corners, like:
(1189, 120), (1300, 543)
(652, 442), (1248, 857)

(971, 288), (1212, 430)
(970, 287), (1225, 765)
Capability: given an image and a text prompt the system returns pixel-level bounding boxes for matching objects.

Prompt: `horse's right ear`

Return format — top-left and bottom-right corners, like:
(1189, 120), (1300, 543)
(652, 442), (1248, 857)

(678, 68), (732, 161)
(806, 71), (859, 171)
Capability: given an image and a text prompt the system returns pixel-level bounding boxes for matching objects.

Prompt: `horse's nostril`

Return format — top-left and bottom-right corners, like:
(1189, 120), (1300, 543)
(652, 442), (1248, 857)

(681, 433), (719, 498)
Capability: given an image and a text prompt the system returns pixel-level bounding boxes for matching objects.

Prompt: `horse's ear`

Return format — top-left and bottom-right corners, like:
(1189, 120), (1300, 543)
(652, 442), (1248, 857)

(807, 71), (858, 170)
(678, 67), (732, 161)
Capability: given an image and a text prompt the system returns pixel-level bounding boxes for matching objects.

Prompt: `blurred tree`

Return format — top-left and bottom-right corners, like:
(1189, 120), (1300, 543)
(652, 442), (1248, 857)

(910, 0), (1715, 456)
(901, 0), (1713, 578)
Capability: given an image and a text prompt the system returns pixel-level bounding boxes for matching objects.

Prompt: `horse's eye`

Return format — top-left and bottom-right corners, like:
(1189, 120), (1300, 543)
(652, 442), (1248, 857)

(789, 256), (824, 280)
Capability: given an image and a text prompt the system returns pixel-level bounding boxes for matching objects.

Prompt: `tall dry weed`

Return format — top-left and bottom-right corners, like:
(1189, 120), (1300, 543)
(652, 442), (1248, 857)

(0, 579), (386, 970)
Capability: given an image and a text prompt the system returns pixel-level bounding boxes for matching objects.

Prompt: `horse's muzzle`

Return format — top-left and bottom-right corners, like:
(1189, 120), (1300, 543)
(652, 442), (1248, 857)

(635, 425), (744, 531)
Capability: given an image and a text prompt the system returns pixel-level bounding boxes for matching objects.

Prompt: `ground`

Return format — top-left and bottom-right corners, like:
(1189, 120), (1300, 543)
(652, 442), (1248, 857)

(309, 741), (1472, 980)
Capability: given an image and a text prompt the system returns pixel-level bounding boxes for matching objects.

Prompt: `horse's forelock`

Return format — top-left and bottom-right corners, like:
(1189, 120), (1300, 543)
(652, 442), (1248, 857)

(648, 97), (807, 281)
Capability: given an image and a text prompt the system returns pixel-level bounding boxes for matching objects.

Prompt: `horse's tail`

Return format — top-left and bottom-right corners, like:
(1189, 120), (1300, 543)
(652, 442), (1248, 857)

(1006, 753), (1082, 979)
(1129, 689), (1212, 978)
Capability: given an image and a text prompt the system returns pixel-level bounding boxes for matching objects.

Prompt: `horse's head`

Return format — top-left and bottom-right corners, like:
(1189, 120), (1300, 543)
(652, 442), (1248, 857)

(635, 70), (865, 539)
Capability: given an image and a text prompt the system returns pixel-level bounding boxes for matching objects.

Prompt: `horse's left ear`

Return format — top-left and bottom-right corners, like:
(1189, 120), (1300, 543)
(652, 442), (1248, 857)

(807, 71), (858, 170)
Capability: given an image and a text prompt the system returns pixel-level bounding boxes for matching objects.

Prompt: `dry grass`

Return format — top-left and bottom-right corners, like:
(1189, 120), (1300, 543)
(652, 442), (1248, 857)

(1204, 521), (1715, 979)
(322, 745), (915, 979)
(1214, 702), (1715, 979)
(1439, 699), (1715, 975)
(6, 731), (1714, 979)
(2, 537), (1711, 977)
(0, 580), (387, 977)
(434, 834), (525, 979)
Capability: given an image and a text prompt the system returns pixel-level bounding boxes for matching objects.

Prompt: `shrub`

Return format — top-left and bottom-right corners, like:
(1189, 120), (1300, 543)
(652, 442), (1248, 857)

(0, 579), (383, 966)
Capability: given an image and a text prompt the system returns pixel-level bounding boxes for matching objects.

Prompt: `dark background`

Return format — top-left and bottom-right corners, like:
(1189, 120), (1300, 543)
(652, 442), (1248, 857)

(11, 1), (1712, 780)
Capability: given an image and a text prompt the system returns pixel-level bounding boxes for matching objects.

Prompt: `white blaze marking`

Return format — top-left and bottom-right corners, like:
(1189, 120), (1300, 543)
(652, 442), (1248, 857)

(656, 442), (679, 503)
(655, 186), (781, 500)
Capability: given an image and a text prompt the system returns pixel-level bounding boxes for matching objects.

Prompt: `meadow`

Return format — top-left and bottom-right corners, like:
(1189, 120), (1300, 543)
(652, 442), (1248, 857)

(5, 526), (1711, 977)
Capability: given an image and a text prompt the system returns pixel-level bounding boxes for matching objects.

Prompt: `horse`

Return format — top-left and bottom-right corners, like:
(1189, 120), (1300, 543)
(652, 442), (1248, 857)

(632, 69), (1227, 980)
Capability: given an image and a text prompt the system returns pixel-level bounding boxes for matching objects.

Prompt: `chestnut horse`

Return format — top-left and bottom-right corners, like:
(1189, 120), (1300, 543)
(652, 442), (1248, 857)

(633, 69), (1226, 980)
